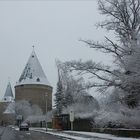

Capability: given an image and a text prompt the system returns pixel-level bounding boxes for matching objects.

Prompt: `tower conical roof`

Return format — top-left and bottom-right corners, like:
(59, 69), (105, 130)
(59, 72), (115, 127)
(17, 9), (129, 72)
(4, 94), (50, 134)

(2, 81), (14, 102)
(16, 50), (50, 86)
(4, 82), (13, 97)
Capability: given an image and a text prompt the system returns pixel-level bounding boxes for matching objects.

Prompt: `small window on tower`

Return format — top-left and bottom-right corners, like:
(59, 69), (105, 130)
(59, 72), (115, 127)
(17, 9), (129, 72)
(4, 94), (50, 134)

(32, 55), (34, 58)
(36, 78), (40, 82)
(30, 73), (33, 79)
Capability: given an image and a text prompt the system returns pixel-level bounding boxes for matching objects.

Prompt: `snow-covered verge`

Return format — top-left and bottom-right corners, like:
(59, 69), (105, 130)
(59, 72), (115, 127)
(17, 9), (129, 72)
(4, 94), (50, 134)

(31, 128), (140, 140)
(33, 130), (91, 140)
(93, 102), (140, 128)
(65, 131), (140, 140)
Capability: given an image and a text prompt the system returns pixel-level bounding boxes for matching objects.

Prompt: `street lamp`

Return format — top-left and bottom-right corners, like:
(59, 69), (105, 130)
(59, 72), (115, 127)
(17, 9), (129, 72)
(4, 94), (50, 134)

(45, 93), (48, 131)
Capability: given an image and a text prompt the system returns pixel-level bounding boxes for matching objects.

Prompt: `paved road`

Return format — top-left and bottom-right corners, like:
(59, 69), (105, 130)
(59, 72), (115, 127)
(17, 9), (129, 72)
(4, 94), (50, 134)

(0, 126), (108, 140)
(0, 126), (66, 140)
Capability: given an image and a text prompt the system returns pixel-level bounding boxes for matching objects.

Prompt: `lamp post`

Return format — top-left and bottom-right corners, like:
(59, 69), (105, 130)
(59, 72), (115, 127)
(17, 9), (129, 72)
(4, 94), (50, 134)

(45, 93), (48, 131)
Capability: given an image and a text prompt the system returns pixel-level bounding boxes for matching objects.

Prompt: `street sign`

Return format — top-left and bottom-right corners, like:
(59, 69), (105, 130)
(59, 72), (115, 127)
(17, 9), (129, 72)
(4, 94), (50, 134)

(70, 110), (74, 130)
(70, 110), (74, 122)
(16, 115), (23, 120)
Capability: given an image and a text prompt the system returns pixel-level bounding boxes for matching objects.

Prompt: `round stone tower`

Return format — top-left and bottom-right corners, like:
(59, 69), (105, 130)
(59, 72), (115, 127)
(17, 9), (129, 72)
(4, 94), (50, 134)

(15, 49), (52, 114)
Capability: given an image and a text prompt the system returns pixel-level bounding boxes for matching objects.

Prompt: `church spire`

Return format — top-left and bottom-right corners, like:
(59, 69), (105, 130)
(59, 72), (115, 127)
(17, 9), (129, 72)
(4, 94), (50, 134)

(2, 81), (14, 102)
(4, 81), (13, 97)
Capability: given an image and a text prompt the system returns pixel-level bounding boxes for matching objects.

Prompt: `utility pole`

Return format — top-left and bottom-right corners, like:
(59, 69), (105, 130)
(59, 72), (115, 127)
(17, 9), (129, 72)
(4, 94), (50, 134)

(45, 93), (48, 131)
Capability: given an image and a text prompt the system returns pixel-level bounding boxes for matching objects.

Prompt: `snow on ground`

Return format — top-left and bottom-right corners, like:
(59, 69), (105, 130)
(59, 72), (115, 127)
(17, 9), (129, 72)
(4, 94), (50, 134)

(32, 129), (100, 140)
(31, 128), (140, 140)
(64, 131), (140, 140)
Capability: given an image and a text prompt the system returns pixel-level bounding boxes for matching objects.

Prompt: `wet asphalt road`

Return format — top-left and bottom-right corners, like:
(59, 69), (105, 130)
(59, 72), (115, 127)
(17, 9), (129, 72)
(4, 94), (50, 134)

(0, 126), (66, 140)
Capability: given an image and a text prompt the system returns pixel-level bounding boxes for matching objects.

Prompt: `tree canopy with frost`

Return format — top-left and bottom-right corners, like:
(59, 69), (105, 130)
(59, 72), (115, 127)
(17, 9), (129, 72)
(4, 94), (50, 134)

(65, 0), (140, 108)
(54, 61), (99, 117)
(15, 100), (43, 120)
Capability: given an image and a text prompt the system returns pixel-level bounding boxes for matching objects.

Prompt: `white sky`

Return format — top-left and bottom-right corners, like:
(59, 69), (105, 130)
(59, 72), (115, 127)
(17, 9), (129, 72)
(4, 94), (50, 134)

(0, 0), (113, 99)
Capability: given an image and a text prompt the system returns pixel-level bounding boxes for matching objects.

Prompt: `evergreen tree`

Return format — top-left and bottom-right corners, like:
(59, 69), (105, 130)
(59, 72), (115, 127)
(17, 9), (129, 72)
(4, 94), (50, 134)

(54, 69), (64, 115)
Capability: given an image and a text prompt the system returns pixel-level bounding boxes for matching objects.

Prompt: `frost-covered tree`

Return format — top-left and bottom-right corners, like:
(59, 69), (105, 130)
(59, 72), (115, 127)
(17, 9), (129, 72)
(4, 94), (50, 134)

(55, 61), (99, 117)
(57, 62), (86, 107)
(15, 100), (43, 120)
(65, 0), (140, 108)
(55, 61), (82, 112)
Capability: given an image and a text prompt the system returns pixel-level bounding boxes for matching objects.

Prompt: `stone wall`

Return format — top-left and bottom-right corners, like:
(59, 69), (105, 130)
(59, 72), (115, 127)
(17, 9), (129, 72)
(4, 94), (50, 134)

(15, 84), (52, 114)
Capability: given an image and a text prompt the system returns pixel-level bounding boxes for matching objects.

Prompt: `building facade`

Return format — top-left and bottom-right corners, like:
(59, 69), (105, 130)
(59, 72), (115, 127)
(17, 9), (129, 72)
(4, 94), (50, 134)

(0, 82), (15, 125)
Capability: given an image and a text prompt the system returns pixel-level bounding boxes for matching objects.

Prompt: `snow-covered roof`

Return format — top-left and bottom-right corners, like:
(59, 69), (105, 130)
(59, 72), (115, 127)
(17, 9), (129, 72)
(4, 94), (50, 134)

(2, 82), (14, 102)
(16, 50), (51, 86)
(4, 82), (14, 98)
(3, 102), (15, 114)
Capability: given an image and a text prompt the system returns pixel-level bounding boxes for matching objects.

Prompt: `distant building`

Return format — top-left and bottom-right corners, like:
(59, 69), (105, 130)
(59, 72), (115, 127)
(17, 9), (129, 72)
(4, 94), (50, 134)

(0, 81), (15, 125)
(15, 49), (53, 114)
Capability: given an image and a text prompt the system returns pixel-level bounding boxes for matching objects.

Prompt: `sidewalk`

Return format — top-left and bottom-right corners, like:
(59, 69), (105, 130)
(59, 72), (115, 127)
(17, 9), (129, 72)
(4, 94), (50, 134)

(31, 128), (140, 140)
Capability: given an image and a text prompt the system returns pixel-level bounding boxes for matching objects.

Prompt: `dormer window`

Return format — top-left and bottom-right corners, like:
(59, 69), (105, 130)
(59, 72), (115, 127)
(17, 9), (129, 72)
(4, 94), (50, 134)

(36, 78), (40, 82)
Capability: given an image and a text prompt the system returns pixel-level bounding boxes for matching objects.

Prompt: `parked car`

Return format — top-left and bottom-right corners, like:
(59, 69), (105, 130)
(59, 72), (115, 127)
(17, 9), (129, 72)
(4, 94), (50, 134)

(19, 123), (29, 131)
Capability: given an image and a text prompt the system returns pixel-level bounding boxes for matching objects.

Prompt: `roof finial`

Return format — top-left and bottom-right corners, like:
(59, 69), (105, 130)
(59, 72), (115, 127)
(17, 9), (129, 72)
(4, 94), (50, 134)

(32, 45), (35, 51)
(8, 77), (10, 83)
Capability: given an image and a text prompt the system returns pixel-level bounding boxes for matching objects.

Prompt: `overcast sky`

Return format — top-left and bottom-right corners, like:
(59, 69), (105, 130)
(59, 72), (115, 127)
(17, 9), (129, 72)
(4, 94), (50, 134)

(0, 0), (113, 99)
